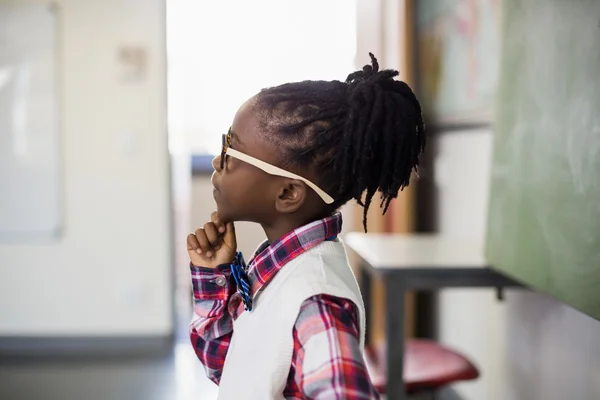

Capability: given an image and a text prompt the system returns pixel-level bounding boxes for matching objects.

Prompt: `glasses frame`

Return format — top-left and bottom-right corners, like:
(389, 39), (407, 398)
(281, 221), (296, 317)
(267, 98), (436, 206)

(220, 132), (334, 204)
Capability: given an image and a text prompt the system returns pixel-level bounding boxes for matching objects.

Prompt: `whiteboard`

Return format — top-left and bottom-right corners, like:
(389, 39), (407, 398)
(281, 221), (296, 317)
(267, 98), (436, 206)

(0, 4), (61, 240)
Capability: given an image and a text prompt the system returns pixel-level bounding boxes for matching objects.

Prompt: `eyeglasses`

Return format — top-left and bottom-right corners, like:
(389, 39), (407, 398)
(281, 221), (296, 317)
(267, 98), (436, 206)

(220, 130), (334, 204)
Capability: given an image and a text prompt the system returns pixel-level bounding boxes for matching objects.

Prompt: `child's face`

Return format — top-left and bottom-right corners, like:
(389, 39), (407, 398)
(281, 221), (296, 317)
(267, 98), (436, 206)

(211, 97), (283, 224)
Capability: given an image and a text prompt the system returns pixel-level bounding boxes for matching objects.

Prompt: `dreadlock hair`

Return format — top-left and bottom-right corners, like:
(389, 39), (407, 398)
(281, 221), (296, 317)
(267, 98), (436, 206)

(254, 53), (426, 231)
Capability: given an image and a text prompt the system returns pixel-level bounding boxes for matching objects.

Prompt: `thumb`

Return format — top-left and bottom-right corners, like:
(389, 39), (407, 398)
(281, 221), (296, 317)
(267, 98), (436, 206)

(223, 222), (237, 249)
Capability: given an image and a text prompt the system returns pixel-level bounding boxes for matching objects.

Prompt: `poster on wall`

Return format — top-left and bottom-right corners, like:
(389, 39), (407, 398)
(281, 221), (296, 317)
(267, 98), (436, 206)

(417, 0), (501, 126)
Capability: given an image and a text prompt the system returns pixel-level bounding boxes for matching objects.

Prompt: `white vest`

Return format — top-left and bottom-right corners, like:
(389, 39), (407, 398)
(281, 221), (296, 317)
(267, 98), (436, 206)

(217, 239), (366, 400)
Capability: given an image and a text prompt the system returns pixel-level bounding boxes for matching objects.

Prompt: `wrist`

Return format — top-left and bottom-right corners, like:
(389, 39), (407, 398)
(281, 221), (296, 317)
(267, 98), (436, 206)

(190, 261), (233, 271)
(189, 253), (236, 269)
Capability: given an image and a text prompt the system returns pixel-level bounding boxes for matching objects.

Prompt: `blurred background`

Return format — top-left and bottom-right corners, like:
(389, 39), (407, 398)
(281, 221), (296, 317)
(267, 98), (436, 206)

(1, 0), (599, 399)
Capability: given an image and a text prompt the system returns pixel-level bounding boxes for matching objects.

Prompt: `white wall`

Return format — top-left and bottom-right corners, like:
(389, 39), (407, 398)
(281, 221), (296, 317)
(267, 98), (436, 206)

(0, 0), (172, 337)
(435, 131), (600, 400)
(434, 130), (510, 399)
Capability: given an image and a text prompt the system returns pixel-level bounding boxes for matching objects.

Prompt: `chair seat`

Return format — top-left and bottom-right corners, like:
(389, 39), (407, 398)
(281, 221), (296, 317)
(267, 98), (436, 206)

(364, 339), (479, 394)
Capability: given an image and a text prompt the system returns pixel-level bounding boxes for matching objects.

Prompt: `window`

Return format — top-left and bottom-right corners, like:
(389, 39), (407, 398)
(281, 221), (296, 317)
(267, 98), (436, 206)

(167, 0), (357, 155)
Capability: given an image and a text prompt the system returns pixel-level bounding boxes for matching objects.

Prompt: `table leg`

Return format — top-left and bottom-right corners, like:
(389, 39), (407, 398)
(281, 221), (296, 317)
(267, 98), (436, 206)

(359, 263), (372, 345)
(415, 290), (438, 339)
(385, 279), (406, 400)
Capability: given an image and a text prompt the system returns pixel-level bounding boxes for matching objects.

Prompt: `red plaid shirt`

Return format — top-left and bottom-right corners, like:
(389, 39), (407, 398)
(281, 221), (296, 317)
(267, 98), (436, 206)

(189, 213), (379, 399)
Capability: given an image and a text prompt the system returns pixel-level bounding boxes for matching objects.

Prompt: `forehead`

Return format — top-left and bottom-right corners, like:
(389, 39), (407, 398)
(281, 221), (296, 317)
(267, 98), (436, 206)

(229, 96), (262, 147)
(228, 96), (278, 163)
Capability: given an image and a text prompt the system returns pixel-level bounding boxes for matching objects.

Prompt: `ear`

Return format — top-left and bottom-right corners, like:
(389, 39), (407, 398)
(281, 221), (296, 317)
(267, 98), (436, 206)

(274, 180), (307, 214)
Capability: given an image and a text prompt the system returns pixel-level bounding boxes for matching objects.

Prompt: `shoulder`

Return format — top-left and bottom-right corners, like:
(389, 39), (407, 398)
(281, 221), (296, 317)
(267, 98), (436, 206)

(294, 294), (360, 342)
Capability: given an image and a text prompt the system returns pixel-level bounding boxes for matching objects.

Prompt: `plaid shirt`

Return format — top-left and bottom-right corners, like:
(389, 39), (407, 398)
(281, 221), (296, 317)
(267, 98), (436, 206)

(189, 213), (379, 399)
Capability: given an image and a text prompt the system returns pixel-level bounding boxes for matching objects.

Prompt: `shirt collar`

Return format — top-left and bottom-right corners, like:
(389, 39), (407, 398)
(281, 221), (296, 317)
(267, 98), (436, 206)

(246, 212), (343, 297)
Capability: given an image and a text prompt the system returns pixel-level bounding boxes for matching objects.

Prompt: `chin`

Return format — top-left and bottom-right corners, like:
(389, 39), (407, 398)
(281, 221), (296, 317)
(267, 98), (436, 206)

(217, 209), (245, 225)
(212, 194), (246, 224)
(214, 203), (232, 224)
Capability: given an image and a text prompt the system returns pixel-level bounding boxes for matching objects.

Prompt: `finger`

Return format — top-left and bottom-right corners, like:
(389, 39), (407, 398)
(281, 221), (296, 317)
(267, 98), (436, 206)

(223, 222), (237, 249)
(187, 233), (201, 255)
(203, 222), (221, 248)
(211, 211), (225, 233)
(195, 228), (213, 257)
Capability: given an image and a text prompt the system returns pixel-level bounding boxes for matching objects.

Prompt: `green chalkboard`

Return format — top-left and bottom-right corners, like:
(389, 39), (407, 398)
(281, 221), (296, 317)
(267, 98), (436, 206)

(486, 0), (600, 320)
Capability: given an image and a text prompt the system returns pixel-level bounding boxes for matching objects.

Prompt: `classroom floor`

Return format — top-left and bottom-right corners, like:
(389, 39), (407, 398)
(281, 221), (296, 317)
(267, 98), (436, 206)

(0, 339), (218, 400)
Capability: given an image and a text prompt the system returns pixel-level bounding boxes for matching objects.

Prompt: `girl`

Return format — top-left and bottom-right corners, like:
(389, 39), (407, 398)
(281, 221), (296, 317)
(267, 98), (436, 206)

(187, 53), (425, 399)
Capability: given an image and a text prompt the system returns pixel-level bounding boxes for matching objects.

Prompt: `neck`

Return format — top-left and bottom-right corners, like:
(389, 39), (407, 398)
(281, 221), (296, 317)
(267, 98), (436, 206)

(261, 212), (330, 244)
(262, 223), (296, 244)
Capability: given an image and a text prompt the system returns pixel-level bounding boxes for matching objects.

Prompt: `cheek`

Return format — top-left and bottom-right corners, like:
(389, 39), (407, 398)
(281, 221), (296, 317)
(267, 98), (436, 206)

(217, 171), (274, 221)
(235, 176), (273, 206)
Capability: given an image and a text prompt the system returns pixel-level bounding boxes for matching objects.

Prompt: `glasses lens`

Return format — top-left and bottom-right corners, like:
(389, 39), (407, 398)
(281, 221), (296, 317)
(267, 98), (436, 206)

(220, 134), (226, 169)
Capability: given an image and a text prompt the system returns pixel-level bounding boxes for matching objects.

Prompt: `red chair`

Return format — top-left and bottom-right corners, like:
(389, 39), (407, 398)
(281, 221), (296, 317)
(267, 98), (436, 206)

(365, 340), (479, 396)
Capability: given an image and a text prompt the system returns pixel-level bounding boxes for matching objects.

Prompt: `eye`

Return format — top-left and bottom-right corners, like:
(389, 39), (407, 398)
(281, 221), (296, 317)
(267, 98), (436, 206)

(220, 133), (230, 170)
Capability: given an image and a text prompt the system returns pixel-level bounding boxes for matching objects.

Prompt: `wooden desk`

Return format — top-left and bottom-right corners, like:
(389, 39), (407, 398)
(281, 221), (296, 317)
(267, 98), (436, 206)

(345, 233), (522, 400)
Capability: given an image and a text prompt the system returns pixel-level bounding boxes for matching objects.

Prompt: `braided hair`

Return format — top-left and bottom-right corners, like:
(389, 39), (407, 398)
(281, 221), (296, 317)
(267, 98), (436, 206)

(254, 53), (426, 231)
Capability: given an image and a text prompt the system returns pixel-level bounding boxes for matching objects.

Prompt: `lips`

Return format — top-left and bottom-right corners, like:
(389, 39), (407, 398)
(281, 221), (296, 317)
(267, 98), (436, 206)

(211, 172), (220, 193)
(212, 185), (220, 198)
(212, 183), (221, 197)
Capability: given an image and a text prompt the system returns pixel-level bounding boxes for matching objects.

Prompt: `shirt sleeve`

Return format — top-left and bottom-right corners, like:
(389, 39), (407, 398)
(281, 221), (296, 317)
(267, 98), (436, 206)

(189, 263), (236, 385)
(291, 294), (380, 399)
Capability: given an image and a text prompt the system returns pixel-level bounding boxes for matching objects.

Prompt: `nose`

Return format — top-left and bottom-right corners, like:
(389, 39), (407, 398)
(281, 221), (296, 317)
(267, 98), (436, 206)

(212, 154), (221, 172)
